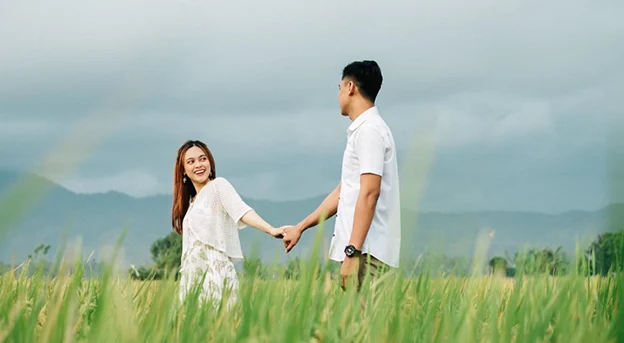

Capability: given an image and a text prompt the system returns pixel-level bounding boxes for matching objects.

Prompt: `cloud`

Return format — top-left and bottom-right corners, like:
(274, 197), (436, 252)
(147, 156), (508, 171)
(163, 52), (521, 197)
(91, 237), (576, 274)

(0, 0), (622, 212)
(0, 119), (64, 138)
(2, 0), (622, 116)
(59, 170), (161, 197)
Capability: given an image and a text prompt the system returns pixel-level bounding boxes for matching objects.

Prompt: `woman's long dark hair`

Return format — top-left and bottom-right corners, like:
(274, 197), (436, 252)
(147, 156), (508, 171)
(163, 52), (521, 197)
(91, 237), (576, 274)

(171, 140), (216, 234)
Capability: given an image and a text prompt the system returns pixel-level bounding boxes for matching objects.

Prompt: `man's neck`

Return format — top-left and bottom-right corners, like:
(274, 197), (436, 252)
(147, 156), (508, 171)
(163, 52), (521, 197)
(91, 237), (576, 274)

(348, 101), (375, 121)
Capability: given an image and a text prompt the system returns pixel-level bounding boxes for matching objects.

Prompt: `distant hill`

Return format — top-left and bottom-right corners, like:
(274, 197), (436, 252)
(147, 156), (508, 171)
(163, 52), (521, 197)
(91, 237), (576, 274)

(0, 170), (622, 266)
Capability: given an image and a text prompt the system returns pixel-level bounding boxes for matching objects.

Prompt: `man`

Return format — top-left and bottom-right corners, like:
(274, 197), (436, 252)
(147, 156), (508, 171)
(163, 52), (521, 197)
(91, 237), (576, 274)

(282, 60), (401, 290)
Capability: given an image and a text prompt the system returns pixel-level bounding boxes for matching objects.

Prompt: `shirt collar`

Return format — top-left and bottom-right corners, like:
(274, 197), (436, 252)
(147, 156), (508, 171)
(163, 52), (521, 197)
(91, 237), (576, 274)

(347, 106), (378, 133)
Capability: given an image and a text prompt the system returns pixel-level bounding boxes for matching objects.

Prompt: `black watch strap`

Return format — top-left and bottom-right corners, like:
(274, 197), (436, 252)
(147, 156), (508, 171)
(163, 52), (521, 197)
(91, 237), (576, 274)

(344, 245), (361, 257)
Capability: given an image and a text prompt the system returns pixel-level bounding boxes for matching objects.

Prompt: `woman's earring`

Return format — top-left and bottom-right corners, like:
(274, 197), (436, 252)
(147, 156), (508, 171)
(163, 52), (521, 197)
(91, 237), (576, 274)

(183, 176), (187, 183)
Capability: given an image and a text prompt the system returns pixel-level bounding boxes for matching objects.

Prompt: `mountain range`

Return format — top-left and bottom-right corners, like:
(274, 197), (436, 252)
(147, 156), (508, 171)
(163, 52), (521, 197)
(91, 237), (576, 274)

(1, 170), (622, 267)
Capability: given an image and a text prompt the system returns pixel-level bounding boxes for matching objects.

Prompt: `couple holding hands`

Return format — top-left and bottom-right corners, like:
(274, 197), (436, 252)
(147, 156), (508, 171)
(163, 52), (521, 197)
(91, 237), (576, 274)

(173, 60), (401, 307)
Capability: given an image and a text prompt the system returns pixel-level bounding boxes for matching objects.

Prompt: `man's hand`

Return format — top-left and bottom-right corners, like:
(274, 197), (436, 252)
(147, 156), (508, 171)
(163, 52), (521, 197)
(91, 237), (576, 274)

(340, 256), (360, 290)
(281, 225), (303, 253)
(279, 183), (340, 254)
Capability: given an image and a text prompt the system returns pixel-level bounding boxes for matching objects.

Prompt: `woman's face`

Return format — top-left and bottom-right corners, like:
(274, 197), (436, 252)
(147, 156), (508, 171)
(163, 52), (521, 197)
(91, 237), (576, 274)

(183, 146), (212, 185)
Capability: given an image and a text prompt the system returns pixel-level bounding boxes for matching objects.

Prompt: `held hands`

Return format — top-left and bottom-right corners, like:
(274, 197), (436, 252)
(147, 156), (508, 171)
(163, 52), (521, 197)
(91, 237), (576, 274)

(280, 224), (303, 253)
(266, 225), (301, 251)
(275, 223), (359, 291)
(269, 226), (285, 239)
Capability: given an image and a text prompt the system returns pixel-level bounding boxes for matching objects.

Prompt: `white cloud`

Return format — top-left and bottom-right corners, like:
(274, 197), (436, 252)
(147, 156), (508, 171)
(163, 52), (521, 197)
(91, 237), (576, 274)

(2, 0), (622, 115)
(1, 0), (621, 211)
(0, 119), (64, 137)
(56, 170), (161, 197)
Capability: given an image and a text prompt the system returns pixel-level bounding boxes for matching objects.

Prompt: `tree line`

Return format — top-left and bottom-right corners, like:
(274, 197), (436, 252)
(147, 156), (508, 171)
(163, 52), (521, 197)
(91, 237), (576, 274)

(2, 230), (621, 279)
(127, 229), (624, 281)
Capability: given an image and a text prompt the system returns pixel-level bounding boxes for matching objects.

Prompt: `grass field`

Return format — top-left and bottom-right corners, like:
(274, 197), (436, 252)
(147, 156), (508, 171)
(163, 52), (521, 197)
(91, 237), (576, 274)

(1, 253), (622, 343)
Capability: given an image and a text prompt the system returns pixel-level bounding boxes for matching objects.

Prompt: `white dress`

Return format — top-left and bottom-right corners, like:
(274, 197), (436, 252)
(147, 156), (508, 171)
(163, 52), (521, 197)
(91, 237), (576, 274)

(178, 177), (253, 307)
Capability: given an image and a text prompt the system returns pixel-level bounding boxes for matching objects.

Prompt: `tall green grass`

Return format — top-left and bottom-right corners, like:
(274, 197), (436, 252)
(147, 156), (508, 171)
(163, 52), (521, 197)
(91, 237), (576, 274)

(0, 236), (621, 342)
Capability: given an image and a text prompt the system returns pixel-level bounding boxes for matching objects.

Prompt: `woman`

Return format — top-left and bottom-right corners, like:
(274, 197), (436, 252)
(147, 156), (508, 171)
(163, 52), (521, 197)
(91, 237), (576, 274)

(172, 140), (282, 307)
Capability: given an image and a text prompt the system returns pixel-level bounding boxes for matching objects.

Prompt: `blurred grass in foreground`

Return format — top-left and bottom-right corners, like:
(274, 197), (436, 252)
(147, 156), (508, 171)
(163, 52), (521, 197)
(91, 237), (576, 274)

(0, 229), (621, 343)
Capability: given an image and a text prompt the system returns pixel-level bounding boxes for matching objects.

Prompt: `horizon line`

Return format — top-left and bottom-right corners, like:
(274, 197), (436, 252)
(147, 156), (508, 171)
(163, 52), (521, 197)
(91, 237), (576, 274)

(0, 169), (618, 215)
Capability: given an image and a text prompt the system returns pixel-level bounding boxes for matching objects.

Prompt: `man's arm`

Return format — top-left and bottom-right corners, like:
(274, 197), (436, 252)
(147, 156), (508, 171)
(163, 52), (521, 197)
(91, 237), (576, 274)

(297, 182), (341, 232)
(339, 125), (386, 289)
(283, 183), (340, 252)
(348, 174), (381, 250)
(348, 125), (386, 251)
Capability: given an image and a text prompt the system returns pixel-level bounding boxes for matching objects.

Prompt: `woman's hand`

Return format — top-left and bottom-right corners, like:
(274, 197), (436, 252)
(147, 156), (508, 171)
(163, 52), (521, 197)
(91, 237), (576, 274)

(269, 227), (284, 239)
(240, 210), (284, 238)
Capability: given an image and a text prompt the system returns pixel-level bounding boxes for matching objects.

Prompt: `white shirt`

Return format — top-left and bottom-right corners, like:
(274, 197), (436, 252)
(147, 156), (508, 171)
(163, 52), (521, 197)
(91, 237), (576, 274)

(182, 177), (253, 262)
(329, 106), (401, 268)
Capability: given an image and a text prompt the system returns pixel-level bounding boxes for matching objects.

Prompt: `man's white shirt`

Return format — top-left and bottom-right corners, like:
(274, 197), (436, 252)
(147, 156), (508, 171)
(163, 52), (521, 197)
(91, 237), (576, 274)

(329, 106), (401, 268)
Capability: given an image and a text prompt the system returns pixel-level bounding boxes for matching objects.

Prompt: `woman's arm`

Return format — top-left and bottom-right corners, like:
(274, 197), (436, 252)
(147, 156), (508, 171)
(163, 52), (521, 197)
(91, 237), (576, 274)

(240, 210), (283, 238)
(215, 177), (282, 238)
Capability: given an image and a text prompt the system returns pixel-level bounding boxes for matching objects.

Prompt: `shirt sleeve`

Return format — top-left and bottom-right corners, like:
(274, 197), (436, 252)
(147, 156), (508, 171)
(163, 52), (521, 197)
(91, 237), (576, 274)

(215, 177), (253, 229)
(355, 125), (386, 177)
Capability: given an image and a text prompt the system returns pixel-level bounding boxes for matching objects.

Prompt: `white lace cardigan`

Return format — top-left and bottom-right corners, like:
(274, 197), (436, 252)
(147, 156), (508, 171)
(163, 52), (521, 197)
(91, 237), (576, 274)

(182, 177), (253, 262)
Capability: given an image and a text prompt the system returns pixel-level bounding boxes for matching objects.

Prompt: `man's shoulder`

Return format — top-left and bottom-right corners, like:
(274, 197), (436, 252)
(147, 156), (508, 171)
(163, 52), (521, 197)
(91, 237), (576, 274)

(357, 115), (395, 143)
(366, 112), (393, 132)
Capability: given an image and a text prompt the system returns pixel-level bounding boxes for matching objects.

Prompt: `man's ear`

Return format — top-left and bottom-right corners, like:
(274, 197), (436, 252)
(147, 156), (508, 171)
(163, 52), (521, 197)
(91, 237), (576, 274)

(347, 80), (356, 96)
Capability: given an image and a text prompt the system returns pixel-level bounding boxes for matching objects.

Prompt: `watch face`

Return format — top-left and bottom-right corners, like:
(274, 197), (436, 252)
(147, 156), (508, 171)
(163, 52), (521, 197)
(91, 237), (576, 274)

(345, 245), (355, 256)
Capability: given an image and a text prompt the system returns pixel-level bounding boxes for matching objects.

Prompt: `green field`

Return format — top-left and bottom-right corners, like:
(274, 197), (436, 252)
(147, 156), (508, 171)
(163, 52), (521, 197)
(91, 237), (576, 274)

(1, 255), (622, 343)
(1, 173), (623, 342)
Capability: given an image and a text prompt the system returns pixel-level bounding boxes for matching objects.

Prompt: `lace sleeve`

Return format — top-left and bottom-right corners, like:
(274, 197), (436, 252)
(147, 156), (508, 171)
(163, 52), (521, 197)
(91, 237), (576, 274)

(214, 177), (253, 229)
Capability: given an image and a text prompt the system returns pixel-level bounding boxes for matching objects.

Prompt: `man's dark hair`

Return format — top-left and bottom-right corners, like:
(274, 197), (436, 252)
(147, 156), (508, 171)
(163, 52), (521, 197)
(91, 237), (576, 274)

(342, 60), (383, 103)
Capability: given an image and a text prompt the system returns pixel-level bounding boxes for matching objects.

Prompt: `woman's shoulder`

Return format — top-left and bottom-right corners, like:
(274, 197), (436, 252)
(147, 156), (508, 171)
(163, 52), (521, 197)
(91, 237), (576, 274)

(209, 177), (244, 204)
(210, 177), (236, 192)
(211, 176), (230, 186)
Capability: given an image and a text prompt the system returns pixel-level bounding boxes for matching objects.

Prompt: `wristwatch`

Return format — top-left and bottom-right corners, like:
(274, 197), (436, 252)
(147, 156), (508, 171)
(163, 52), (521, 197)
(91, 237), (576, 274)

(344, 245), (361, 258)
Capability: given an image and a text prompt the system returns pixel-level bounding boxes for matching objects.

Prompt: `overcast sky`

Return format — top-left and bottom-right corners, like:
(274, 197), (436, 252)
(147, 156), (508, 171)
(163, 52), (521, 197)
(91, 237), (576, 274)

(1, 0), (623, 213)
